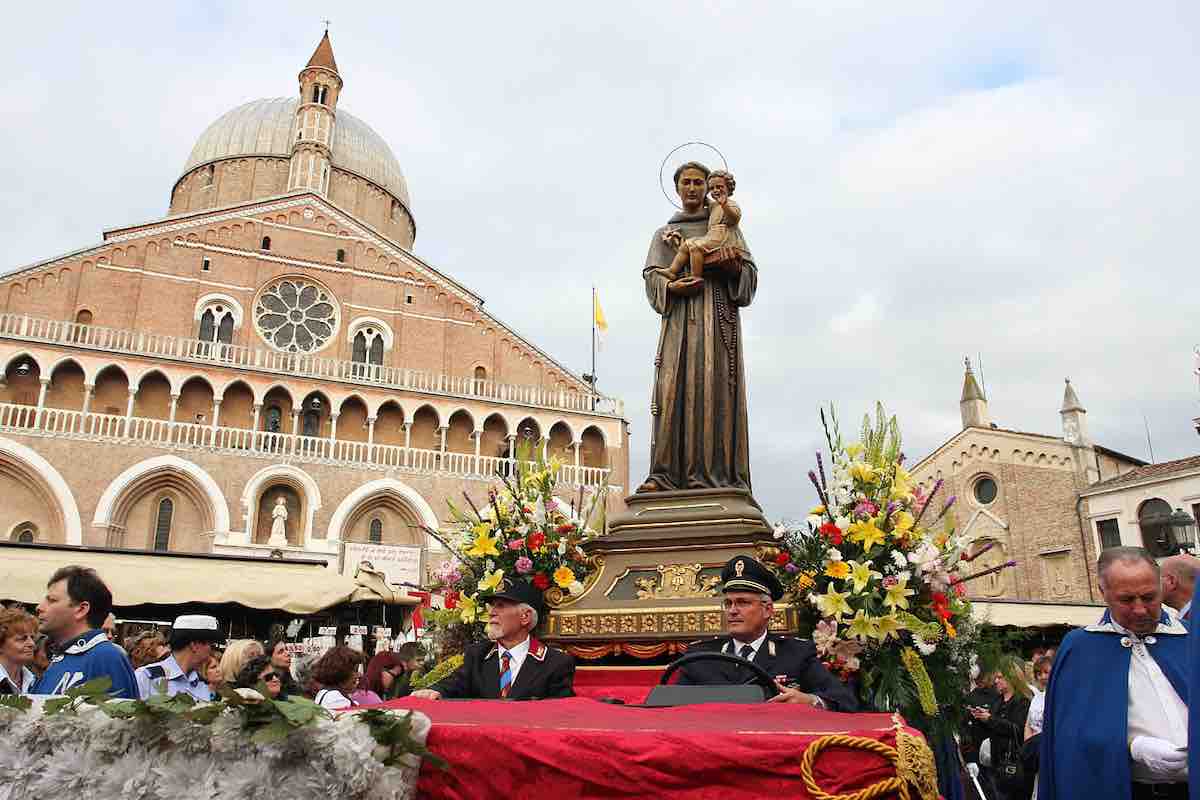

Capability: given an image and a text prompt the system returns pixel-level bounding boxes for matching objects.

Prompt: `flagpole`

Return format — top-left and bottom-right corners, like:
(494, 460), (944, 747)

(591, 286), (597, 390)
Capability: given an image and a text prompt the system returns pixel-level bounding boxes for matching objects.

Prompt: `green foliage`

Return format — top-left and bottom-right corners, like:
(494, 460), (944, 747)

(860, 401), (902, 468)
(359, 708), (447, 770)
(0, 694), (32, 713)
(43, 676), (114, 715)
(411, 654), (463, 690)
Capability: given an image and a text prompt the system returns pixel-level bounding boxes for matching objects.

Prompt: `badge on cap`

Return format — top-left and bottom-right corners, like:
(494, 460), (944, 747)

(735, 559), (745, 577)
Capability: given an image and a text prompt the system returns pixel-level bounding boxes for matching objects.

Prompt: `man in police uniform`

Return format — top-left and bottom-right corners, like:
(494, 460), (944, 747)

(134, 615), (224, 701)
(678, 556), (858, 710)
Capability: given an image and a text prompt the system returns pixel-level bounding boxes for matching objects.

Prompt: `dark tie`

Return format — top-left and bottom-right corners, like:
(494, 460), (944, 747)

(740, 644), (754, 660)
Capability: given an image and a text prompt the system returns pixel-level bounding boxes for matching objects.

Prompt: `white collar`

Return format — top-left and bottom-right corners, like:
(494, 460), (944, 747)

(149, 654), (188, 680)
(0, 661), (35, 693)
(729, 629), (770, 657)
(60, 630), (110, 655)
(497, 635), (531, 660)
(1086, 609), (1187, 637)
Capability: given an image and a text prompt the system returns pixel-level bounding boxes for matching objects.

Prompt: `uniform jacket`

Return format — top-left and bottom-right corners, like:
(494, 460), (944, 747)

(677, 634), (859, 711)
(135, 653), (214, 702)
(31, 629), (138, 699)
(433, 637), (575, 700)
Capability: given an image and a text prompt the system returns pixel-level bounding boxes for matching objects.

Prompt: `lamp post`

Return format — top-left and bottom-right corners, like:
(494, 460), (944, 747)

(1166, 507), (1198, 555)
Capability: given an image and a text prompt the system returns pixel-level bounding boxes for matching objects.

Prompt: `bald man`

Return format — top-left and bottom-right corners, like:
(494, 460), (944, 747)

(1161, 554), (1200, 621)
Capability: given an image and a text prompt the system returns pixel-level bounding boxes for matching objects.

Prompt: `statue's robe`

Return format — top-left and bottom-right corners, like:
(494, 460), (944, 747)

(642, 207), (756, 491)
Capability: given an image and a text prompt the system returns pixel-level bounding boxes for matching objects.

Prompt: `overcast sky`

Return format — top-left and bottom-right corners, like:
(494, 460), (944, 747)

(3, 3), (1198, 520)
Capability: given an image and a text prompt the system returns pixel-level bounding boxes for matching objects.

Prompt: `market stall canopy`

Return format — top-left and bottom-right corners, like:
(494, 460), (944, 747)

(0, 543), (419, 614)
(971, 599), (1105, 628)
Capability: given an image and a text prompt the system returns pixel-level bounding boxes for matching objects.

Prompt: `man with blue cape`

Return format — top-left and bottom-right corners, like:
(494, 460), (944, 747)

(1040, 547), (1189, 800)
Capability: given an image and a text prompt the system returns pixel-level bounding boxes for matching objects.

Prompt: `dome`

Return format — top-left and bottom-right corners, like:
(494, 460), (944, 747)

(180, 97), (411, 207)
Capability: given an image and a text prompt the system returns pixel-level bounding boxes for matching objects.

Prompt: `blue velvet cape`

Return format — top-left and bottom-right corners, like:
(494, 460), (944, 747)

(1039, 610), (1188, 800)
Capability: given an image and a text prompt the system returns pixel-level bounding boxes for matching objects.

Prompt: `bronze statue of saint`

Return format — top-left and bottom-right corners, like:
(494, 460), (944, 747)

(638, 162), (756, 493)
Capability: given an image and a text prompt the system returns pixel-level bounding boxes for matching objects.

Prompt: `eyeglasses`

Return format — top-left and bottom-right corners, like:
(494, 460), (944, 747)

(260, 672), (282, 682)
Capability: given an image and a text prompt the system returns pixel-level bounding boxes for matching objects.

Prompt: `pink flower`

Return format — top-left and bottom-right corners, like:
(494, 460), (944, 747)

(508, 538), (525, 551)
(515, 556), (534, 574)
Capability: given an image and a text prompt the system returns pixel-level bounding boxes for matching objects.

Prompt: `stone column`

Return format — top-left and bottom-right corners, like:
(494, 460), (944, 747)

(507, 434), (516, 460)
(34, 378), (50, 427)
(250, 403), (262, 451)
(438, 425), (448, 453)
(125, 390), (136, 420)
(81, 384), (94, 415)
(291, 408), (301, 434)
(573, 440), (581, 468)
(168, 393), (180, 423)
(367, 416), (377, 445)
(211, 398), (222, 429)
(403, 422), (412, 449)
(329, 412), (340, 441)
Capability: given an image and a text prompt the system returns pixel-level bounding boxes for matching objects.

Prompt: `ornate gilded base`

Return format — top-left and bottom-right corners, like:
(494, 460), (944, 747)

(543, 488), (781, 647)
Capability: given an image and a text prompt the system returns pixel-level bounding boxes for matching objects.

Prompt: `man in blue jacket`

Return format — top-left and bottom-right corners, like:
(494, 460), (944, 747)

(31, 565), (137, 699)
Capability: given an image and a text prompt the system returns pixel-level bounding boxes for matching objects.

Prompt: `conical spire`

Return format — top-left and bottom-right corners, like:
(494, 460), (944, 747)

(1061, 378), (1085, 413)
(960, 357), (986, 403)
(306, 31), (339, 73)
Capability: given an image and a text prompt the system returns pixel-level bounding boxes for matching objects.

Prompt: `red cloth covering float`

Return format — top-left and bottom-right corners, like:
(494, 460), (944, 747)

(571, 666), (666, 705)
(381, 696), (932, 799)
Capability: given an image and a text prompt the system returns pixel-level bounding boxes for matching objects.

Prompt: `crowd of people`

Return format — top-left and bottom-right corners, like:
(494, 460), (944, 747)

(4, 548), (1199, 800)
(0, 564), (425, 711)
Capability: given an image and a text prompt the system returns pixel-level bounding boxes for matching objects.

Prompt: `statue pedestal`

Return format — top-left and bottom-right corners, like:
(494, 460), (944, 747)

(543, 488), (798, 646)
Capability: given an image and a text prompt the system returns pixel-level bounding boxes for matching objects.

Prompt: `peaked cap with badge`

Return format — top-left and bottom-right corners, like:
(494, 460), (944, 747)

(721, 555), (784, 601)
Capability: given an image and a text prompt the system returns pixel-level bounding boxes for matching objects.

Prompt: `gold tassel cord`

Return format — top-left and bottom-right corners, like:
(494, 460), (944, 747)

(798, 724), (938, 800)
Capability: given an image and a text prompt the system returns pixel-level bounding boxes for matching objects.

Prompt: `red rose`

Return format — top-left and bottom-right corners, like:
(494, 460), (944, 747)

(819, 522), (844, 545)
(444, 591), (459, 609)
(532, 573), (550, 590)
(528, 532), (547, 550)
(774, 551), (791, 566)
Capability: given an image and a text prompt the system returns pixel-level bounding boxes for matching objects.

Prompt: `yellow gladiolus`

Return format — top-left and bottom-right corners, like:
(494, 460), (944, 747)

(849, 462), (877, 484)
(458, 593), (480, 624)
(465, 528), (501, 558)
(846, 609), (880, 642)
(477, 569), (504, 592)
(892, 511), (914, 534)
(848, 521), (887, 552)
(815, 586), (853, 618)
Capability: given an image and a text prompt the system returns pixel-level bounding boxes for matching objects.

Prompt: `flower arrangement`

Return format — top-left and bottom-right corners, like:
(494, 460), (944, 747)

(0, 677), (439, 800)
(764, 405), (1016, 732)
(426, 452), (606, 646)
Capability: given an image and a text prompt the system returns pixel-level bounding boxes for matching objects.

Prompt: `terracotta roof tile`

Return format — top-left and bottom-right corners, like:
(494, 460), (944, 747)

(306, 32), (338, 72)
(1087, 454), (1200, 491)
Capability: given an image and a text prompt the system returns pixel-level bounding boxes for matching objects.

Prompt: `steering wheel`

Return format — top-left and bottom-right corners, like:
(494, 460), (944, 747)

(658, 651), (780, 699)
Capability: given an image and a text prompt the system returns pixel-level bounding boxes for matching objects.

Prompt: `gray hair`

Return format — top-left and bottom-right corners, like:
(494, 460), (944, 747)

(1097, 546), (1160, 586)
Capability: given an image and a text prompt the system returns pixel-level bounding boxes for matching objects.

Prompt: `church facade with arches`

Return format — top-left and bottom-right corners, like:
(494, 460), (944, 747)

(0, 34), (628, 574)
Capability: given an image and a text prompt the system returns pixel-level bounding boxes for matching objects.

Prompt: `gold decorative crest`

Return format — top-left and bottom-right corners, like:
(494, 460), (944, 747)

(734, 559), (745, 577)
(634, 564), (722, 600)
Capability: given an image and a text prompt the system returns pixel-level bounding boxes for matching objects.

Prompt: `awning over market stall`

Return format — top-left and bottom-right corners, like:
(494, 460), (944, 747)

(0, 543), (419, 614)
(971, 599), (1105, 628)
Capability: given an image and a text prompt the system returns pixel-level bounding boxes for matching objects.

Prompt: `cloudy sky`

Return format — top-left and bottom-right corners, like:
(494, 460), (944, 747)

(4, 3), (1198, 519)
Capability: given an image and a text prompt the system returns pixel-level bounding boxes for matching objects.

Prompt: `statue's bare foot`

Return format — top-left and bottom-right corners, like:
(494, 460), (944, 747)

(637, 479), (663, 493)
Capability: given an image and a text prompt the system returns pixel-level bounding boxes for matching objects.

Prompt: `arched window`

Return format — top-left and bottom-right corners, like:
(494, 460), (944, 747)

(153, 498), (173, 552)
(336, 249), (345, 263)
(261, 236), (271, 251)
(200, 165), (214, 187)
(369, 518), (383, 543)
(312, 85), (321, 103)
(16, 527), (34, 543)
(264, 405), (282, 433)
(199, 309), (215, 342)
(217, 313), (234, 344)
(350, 327), (385, 367)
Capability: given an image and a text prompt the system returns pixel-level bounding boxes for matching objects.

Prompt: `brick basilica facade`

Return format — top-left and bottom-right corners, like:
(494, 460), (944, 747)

(0, 34), (628, 573)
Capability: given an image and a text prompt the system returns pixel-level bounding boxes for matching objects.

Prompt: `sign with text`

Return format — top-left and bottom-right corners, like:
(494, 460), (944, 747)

(318, 626), (338, 636)
(349, 625), (368, 635)
(340, 542), (423, 587)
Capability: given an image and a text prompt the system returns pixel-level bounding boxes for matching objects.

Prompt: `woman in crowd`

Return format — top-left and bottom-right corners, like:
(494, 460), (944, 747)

(1024, 656), (1052, 740)
(0, 607), (38, 695)
(235, 654), (286, 699)
(312, 646), (370, 710)
(128, 631), (170, 669)
(219, 639), (264, 685)
(361, 651), (407, 702)
(970, 658), (1033, 800)
(266, 637), (301, 696)
(204, 652), (224, 696)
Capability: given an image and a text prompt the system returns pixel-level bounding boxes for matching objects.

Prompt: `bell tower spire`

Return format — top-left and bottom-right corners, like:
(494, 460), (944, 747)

(960, 357), (990, 429)
(288, 31), (342, 196)
(1060, 378), (1090, 446)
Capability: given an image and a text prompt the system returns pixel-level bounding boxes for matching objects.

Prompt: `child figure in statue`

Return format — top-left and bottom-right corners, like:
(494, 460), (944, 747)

(663, 170), (749, 280)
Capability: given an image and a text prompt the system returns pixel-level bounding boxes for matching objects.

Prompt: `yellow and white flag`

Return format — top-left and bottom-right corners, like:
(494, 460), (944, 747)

(593, 291), (609, 350)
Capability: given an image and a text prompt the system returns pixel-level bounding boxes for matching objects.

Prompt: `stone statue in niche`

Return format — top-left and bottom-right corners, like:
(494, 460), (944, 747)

(640, 163), (757, 492)
(268, 495), (289, 546)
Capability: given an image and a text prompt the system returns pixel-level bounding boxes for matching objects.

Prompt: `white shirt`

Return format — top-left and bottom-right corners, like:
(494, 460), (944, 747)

(496, 635), (532, 685)
(315, 688), (353, 710)
(0, 661), (36, 695)
(1111, 620), (1189, 783)
(725, 630), (769, 660)
(1027, 689), (1046, 734)
(1180, 599), (1192, 620)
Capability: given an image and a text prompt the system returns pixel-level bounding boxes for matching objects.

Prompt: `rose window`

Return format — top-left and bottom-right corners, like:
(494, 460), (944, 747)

(254, 278), (339, 353)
